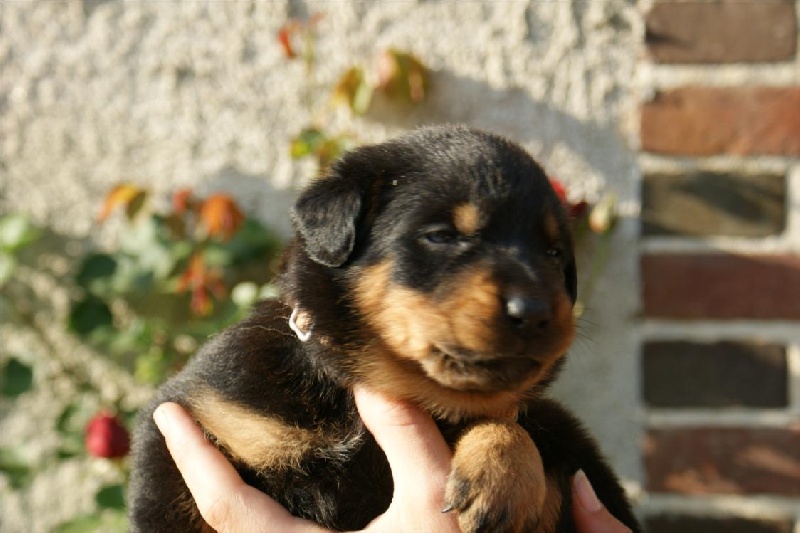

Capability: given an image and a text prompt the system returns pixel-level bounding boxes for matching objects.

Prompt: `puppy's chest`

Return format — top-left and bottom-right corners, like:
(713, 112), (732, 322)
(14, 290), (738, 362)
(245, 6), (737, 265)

(235, 413), (392, 530)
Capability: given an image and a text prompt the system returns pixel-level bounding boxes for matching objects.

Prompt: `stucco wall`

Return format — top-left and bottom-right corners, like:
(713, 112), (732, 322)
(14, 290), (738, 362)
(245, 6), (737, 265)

(0, 1), (643, 530)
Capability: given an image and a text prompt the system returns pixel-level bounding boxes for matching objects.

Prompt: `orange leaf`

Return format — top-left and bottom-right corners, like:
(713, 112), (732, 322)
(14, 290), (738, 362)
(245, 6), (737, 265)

(198, 194), (245, 241)
(376, 50), (429, 104)
(98, 184), (147, 222)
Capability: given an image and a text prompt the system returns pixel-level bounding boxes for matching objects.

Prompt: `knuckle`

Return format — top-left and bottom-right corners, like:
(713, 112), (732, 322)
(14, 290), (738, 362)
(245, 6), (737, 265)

(202, 493), (237, 531)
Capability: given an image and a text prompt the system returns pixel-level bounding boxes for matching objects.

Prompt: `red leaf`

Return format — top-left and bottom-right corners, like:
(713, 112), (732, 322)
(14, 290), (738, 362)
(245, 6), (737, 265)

(172, 188), (194, 215)
(277, 26), (296, 59)
(177, 254), (227, 317)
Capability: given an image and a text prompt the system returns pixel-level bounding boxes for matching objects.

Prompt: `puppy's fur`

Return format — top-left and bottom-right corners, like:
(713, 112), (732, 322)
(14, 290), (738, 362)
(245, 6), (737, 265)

(129, 126), (640, 532)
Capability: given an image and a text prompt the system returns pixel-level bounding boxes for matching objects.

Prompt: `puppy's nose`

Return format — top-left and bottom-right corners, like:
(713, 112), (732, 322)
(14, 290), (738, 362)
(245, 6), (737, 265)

(504, 295), (552, 329)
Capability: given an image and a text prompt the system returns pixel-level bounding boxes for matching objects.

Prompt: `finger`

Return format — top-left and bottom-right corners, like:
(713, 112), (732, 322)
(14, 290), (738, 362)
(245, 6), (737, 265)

(353, 387), (451, 501)
(572, 470), (632, 533)
(153, 402), (324, 533)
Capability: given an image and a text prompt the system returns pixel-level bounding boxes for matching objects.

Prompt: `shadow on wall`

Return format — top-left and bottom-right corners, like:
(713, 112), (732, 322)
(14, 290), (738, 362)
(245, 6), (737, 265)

(202, 69), (634, 240)
(365, 69), (635, 197)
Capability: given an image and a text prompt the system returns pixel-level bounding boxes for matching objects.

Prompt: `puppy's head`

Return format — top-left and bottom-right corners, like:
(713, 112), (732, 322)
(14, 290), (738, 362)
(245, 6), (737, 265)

(290, 126), (576, 419)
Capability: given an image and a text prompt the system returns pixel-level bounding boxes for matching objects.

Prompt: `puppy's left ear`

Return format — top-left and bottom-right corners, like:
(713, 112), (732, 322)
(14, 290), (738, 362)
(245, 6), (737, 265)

(290, 174), (365, 267)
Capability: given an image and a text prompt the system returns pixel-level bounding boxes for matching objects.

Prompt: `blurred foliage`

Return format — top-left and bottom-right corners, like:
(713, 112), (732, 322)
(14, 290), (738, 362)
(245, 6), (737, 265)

(0, 187), (280, 531)
(550, 178), (619, 317)
(0, 11), (622, 533)
(70, 185), (281, 385)
(280, 14), (430, 172)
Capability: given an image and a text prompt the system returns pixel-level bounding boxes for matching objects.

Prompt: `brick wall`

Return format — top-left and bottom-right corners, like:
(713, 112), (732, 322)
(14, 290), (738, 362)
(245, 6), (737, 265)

(639, 1), (800, 531)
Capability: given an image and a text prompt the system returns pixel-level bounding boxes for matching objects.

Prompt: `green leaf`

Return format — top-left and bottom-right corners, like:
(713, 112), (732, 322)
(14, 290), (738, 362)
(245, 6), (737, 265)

(333, 66), (373, 115)
(0, 215), (41, 252)
(0, 447), (33, 489)
(57, 510), (131, 533)
(68, 295), (114, 337)
(110, 257), (156, 294)
(0, 252), (17, 286)
(224, 219), (281, 264)
(106, 319), (155, 354)
(202, 244), (235, 268)
(56, 400), (96, 437)
(1, 358), (34, 398)
(95, 484), (126, 510)
(55, 514), (106, 533)
(75, 254), (118, 294)
(290, 128), (325, 159)
(134, 348), (174, 385)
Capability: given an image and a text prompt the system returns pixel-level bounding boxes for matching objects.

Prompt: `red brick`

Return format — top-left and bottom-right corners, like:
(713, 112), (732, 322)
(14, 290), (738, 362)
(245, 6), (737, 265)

(641, 254), (800, 320)
(642, 341), (788, 409)
(646, 0), (797, 64)
(641, 87), (800, 156)
(645, 426), (800, 496)
(646, 514), (794, 533)
(642, 172), (787, 238)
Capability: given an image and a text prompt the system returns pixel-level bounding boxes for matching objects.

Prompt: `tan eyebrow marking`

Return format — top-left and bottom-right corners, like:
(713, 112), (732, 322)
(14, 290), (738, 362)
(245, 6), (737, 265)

(453, 202), (480, 235)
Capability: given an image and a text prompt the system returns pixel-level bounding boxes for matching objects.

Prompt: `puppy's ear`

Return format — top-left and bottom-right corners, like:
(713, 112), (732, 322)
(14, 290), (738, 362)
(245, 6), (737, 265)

(290, 174), (364, 267)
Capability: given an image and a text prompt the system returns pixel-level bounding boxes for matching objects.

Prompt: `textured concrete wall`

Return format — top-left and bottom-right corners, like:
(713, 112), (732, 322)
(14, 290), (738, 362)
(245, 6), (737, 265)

(0, 1), (642, 530)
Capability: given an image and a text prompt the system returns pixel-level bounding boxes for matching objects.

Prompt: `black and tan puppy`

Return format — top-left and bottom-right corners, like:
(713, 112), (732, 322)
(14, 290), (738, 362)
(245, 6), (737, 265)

(129, 126), (640, 532)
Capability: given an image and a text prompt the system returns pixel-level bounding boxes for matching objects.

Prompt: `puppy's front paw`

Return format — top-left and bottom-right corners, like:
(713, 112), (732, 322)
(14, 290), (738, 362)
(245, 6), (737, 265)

(443, 421), (547, 533)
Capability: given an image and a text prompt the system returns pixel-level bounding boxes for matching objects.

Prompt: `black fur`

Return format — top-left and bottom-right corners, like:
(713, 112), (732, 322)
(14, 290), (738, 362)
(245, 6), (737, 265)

(129, 126), (640, 532)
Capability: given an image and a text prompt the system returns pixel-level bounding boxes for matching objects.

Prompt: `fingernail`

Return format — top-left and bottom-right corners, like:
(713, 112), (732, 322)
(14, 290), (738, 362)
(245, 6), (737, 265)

(153, 404), (170, 434)
(573, 469), (603, 512)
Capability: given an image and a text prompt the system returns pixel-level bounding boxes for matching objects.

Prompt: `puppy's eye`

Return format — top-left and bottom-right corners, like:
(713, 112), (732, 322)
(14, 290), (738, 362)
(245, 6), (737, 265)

(423, 229), (458, 245)
(546, 247), (563, 259)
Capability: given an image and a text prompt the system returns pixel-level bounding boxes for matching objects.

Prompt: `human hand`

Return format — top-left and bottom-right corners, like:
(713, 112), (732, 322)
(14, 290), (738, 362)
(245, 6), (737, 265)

(155, 387), (631, 533)
(153, 386), (460, 533)
(572, 469), (633, 533)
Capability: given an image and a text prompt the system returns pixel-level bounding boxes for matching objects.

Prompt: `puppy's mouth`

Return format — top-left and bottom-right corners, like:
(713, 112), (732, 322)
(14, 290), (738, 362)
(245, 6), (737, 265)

(420, 343), (542, 392)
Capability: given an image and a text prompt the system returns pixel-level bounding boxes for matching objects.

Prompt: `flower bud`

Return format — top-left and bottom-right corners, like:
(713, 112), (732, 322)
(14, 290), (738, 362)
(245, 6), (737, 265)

(85, 413), (130, 459)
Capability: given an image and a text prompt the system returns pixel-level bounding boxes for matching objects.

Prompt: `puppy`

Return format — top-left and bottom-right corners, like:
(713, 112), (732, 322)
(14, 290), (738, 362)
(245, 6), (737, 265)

(129, 126), (640, 532)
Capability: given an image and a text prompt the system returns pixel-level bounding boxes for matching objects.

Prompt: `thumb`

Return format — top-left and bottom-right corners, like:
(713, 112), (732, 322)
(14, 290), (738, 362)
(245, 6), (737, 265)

(572, 470), (632, 533)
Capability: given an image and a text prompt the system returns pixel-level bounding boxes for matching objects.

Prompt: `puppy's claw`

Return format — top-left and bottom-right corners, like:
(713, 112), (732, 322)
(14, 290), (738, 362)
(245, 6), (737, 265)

(441, 504), (454, 514)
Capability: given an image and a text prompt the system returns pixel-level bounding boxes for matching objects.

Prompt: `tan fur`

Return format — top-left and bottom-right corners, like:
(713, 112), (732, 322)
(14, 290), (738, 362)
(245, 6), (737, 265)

(442, 266), (502, 352)
(352, 260), (575, 421)
(539, 474), (564, 533)
(447, 420), (548, 532)
(189, 391), (350, 472)
(453, 202), (481, 235)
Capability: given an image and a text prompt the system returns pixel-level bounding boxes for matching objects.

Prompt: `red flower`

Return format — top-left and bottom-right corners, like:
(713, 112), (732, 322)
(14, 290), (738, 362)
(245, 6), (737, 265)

(549, 177), (589, 219)
(85, 413), (130, 459)
(549, 178), (568, 205)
